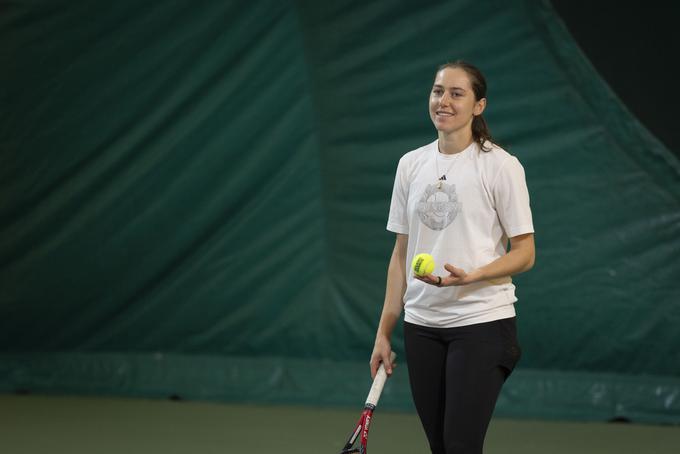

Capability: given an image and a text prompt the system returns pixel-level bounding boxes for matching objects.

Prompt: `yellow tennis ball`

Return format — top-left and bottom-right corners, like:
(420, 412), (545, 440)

(412, 253), (435, 276)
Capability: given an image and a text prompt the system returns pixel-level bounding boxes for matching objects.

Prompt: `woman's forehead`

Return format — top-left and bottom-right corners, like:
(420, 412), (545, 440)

(434, 67), (472, 89)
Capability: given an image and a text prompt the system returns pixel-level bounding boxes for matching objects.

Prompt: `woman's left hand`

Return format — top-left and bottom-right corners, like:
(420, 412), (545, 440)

(415, 264), (477, 287)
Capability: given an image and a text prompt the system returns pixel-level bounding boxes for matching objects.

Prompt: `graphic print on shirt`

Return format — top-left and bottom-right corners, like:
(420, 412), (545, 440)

(416, 182), (461, 230)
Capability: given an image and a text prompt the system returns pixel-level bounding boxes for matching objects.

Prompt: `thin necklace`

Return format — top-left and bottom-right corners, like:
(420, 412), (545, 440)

(435, 150), (463, 189)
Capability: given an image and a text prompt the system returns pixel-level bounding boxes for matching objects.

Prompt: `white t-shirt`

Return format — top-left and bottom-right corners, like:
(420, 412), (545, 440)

(387, 139), (534, 328)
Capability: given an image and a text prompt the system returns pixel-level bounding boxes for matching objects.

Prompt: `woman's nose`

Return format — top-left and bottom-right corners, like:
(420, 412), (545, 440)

(439, 92), (451, 105)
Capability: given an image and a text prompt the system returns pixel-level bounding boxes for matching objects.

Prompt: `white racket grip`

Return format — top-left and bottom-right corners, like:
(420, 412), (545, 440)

(366, 352), (397, 407)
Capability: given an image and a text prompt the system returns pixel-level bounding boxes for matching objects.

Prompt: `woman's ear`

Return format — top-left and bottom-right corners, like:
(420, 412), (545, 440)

(474, 97), (487, 116)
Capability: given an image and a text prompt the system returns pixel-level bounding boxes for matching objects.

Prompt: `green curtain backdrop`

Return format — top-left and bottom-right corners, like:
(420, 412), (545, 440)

(1, 0), (679, 423)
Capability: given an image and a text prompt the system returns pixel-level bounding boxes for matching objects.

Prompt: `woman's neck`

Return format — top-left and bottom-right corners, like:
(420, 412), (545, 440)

(437, 130), (474, 154)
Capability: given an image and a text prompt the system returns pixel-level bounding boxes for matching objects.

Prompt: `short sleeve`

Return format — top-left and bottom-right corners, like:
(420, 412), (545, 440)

(386, 157), (409, 234)
(491, 156), (534, 238)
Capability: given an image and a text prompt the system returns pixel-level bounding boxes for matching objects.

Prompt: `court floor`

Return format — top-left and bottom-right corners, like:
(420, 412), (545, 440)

(1, 394), (679, 453)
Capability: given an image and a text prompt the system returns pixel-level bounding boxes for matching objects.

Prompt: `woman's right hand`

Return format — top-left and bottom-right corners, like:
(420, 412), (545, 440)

(370, 335), (394, 379)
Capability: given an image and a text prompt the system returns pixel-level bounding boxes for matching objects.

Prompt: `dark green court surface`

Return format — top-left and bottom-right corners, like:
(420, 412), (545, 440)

(1, 395), (678, 453)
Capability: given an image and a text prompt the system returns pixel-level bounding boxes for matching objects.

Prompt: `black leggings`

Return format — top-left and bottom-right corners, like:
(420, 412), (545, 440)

(404, 318), (521, 454)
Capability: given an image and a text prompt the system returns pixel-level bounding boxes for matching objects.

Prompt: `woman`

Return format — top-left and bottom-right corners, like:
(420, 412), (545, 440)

(370, 61), (535, 454)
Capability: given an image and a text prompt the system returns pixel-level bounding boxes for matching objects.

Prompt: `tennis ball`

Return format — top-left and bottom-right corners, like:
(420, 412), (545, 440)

(412, 253), (435, 276)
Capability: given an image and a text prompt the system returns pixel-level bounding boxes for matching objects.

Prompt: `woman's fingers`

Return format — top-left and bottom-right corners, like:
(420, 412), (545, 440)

(414, 273), (439, 285)
(444, 263), (461, 275)
(370, 340), (392, 378)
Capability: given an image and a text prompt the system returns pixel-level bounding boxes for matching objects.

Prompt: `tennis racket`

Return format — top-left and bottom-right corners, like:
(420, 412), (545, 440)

(339, 352), (396, 454)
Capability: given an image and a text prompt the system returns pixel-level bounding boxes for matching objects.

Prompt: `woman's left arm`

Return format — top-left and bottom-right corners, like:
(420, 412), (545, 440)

(417, 233), (535, 287)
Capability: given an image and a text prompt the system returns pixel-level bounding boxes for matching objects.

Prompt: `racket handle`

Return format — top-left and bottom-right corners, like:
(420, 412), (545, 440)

(366, 352), (396, 407)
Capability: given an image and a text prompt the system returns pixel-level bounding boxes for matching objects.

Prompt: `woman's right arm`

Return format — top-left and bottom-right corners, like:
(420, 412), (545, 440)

(370, 233), (408, 379)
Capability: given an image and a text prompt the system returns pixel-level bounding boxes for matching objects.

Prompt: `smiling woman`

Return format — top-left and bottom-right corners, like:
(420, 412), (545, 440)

(370, 61), (536, 454)
(430, 61), (493, 153)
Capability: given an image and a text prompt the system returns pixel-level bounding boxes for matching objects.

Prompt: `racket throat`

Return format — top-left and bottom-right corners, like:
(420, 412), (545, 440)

(339, 407), (374, 454)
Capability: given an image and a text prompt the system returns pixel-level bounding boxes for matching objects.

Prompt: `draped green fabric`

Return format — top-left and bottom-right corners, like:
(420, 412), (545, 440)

(2, 0), (679, 423)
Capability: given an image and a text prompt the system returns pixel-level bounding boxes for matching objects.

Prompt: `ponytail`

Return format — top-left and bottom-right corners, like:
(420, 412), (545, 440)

(472, 115), (493, 152)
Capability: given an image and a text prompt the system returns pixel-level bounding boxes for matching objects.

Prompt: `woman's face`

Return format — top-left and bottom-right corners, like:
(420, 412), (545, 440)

(429, 67), (486, 135)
